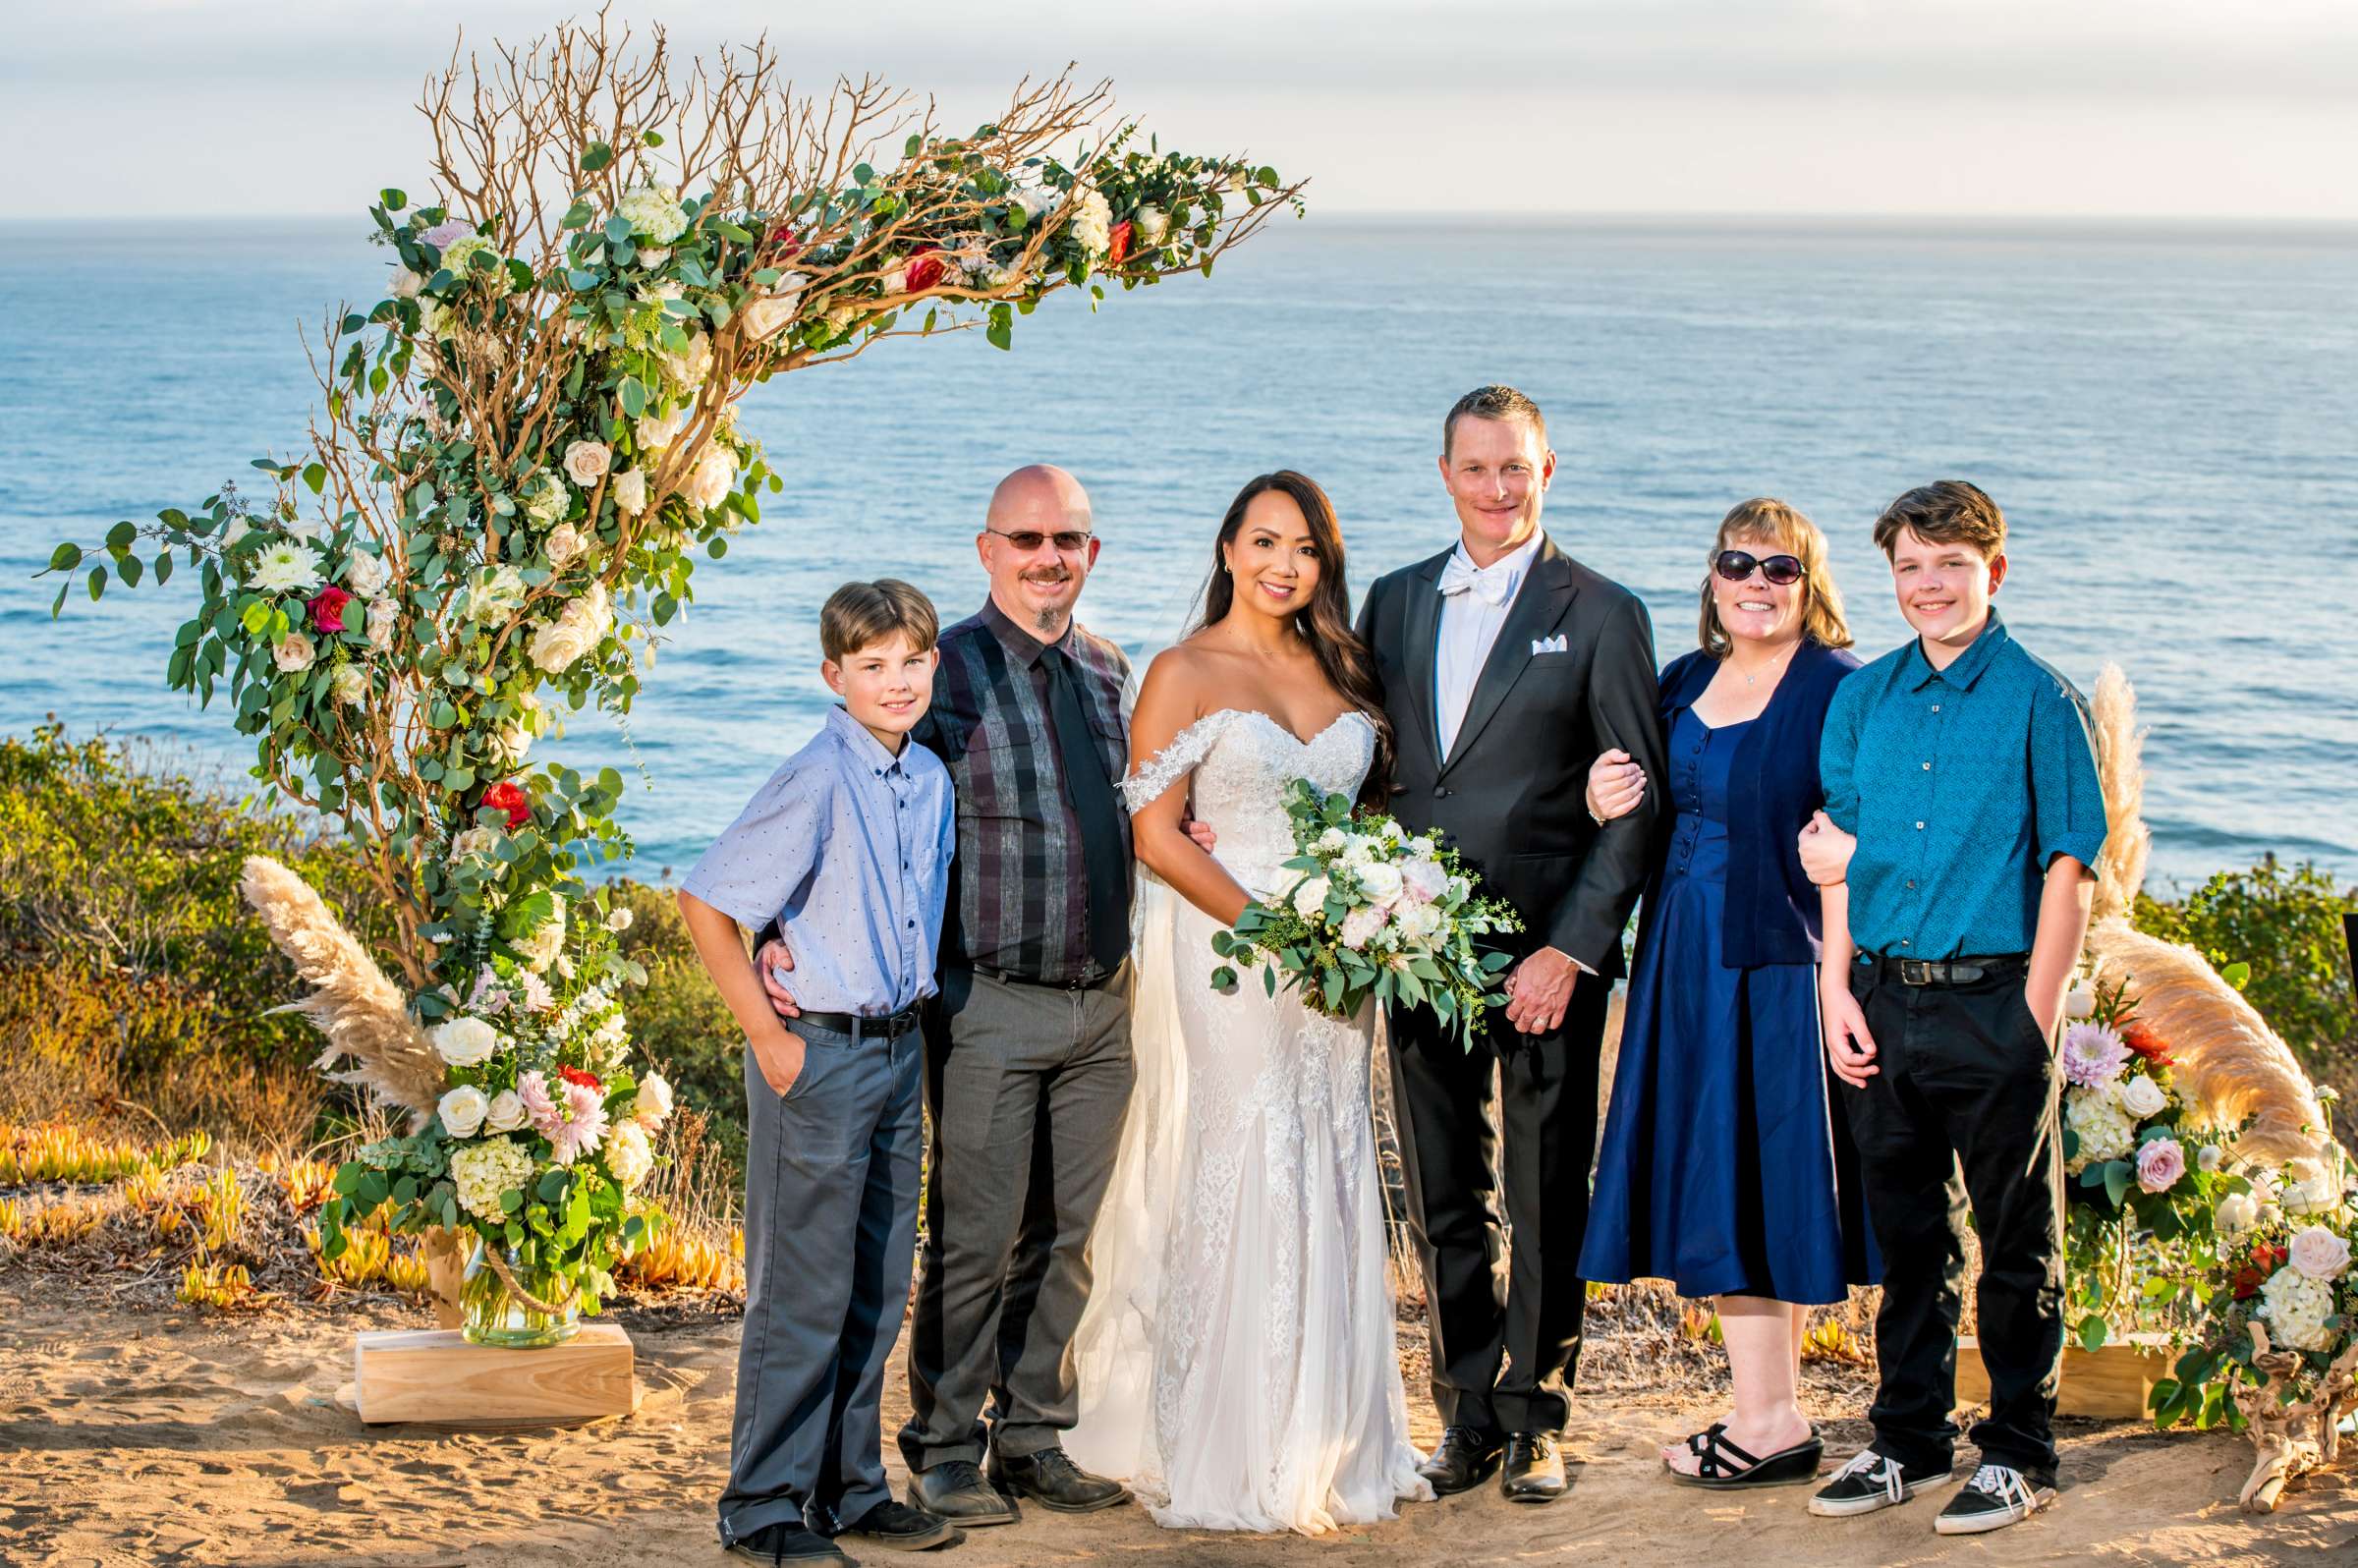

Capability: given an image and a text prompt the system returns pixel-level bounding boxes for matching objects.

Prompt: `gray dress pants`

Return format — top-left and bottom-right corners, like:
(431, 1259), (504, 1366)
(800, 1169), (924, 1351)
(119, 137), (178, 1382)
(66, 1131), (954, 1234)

(719, 1016), (924, 1544)
(898, 962), (1135, 1471)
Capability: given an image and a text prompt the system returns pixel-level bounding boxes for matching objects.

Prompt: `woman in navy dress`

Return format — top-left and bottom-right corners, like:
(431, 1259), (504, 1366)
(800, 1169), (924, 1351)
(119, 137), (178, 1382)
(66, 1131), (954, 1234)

(1577, 499), (1879, 1487)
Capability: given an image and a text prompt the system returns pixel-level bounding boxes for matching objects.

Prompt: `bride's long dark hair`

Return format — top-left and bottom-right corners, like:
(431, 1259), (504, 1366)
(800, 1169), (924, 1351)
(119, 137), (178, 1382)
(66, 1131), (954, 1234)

(1193, 471), (1393, 797)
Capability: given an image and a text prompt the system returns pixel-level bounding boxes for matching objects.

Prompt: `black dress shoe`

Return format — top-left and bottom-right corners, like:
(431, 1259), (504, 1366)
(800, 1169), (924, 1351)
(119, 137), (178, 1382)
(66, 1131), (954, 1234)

(907, 1460), (1019, 1527)
(1501, 1431), (1568, 1504)
(834, 1498), (964, 1552)
(1419, 1426), (1507, 1495)
(988, 1446), (1132, 1513)
(724, 1520), (857, 1564)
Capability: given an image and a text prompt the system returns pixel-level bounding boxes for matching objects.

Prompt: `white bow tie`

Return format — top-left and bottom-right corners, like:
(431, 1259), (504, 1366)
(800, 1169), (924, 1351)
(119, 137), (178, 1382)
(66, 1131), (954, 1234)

(1437, 554), (1513, 607)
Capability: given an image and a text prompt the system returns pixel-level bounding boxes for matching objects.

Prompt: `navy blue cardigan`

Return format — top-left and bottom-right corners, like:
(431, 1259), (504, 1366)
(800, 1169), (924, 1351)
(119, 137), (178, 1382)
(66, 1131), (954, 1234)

(1633, 638), (1862, 970)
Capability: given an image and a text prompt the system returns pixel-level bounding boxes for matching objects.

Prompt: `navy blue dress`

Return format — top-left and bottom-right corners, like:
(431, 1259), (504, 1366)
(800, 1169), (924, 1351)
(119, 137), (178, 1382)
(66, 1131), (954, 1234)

(1580, 706), (1871, 1304)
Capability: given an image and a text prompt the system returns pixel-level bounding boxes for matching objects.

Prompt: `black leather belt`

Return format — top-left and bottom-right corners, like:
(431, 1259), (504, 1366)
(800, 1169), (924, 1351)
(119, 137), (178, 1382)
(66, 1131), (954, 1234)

(796, 1005), (925, 1039)
(969, 961), (1121, 992)
(1857, 951), (2029, 986)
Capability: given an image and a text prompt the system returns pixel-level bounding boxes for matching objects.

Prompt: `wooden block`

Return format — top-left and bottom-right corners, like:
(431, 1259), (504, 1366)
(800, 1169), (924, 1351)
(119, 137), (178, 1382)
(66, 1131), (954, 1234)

(353, 1323), (637, 1426)
(1956, 1332), (2165, 1421)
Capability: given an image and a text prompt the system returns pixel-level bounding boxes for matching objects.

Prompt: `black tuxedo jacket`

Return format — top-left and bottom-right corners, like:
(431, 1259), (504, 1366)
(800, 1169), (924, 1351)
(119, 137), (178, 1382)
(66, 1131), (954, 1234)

(1355, 534), (1666, 979)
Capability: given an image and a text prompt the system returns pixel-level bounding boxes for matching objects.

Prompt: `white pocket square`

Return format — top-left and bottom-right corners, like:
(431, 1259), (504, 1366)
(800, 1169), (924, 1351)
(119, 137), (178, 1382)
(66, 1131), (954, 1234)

(1531, 634), (1568, 655)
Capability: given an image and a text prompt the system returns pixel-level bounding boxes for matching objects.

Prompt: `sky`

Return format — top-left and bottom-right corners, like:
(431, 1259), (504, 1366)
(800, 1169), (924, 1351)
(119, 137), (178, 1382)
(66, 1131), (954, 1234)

(4, 0), (2355, 222)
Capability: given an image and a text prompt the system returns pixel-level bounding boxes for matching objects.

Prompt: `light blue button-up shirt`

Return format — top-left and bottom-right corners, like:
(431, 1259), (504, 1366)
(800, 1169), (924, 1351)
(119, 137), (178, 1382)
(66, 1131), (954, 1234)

(681, 705), (956, 1014)
(1820, 610), (2106, 961)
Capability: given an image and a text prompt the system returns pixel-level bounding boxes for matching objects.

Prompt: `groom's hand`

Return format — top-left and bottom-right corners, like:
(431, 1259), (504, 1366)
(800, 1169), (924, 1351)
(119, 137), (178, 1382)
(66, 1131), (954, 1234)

(1182, 815), (1216, 853)
(754, 936), (802, 1018)
(1504, 946), (1577, 1036)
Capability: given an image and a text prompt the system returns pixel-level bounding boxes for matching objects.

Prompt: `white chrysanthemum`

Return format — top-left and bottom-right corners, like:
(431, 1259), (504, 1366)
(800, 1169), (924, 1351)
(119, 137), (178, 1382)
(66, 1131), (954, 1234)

(329, 663), (367, 705)
(616, 185), (690, 246)
(528, 581), (613, 675)
(250, 540), (323, 592)
(468, 565), (529, 622)
(607, 906), (635, 933)
(521, 471), (569, 530)
(633, 1069), (673, 1130)
(2117, 1074), (2168, 1119)
(2259, 1266), (2338, 1353)
(438, 1085), (489, 1138)
(2065, 1091), (2137, 1173)
(603, 1120), (654, 1191)
(431, 1015), (500, 1067)
(610, 469), (648, 516)
(273, 632), (316, 673)
(341, 547), (389, 597)
(1394, 901), (1443, 947)
(449, 1136), (534, 1221)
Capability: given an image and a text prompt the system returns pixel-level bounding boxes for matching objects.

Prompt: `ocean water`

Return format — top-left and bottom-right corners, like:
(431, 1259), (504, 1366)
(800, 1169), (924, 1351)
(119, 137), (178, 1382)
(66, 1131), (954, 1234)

(2, 216), (2351, 890)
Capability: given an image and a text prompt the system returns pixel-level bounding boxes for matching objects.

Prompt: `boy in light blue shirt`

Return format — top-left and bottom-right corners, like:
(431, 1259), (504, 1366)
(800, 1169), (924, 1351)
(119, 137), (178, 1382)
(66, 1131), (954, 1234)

(679, 580), (961, 1566)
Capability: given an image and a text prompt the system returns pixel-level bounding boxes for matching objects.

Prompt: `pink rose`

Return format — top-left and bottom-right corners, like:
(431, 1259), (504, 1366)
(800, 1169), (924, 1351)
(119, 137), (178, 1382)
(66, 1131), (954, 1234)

(421, 217), (476, 250)
(1401, 859), (1449, 907)
(2288, 1224), (2352, 1281)
(1340, 905), (1385, 951)
(2136, 1137), (2186, 1194)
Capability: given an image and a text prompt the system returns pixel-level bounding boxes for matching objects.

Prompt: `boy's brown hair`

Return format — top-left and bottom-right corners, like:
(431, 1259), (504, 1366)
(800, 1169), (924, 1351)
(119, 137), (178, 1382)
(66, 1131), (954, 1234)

(820, 579), (938, 662)
(1872, 480), (2007, 561)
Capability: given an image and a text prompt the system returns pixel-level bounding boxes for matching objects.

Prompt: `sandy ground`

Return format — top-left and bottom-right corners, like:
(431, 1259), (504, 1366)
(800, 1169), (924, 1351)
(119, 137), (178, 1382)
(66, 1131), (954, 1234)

(3, 1278), (2353, 1568)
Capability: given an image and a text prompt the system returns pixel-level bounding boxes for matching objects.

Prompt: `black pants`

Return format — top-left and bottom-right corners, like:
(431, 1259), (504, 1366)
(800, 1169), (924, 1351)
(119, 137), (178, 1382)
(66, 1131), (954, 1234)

(1386, 977), (1608, 1437)
(1838, 956), (2064, 1482)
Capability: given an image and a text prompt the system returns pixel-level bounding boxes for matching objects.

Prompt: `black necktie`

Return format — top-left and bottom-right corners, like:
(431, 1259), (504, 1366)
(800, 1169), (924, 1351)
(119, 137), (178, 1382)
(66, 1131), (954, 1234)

(1039, 644), (1130, 973)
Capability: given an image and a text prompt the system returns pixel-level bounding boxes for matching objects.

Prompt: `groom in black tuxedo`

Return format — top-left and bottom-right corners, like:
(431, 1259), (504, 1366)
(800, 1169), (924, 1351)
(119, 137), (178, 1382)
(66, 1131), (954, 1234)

(1355, 385), (1665, 1504)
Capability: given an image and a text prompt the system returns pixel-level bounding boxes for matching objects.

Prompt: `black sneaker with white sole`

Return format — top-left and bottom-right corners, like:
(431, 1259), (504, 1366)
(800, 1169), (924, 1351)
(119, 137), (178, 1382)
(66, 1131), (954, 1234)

(1806, 1448), (1957, 1517)
(1934, 1464), (2055, 1535)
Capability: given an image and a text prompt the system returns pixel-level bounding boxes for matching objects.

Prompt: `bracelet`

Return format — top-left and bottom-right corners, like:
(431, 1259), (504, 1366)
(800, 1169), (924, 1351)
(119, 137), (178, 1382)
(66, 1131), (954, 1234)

(1587, 805), (1606, 826)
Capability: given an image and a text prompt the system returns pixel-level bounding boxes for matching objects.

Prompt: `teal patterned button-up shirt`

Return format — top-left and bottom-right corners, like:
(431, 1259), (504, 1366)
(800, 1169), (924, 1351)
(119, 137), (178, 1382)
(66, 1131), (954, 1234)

(1820, 610), (2106, 961)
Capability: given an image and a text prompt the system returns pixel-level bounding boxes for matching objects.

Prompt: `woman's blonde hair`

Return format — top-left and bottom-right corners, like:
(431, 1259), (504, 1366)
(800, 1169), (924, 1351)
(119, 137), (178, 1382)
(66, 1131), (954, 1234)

(1698, 498), (1853, 657)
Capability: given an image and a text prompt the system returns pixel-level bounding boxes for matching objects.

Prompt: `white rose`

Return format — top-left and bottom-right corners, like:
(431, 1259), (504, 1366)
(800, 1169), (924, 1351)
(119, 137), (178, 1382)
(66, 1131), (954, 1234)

(633, 1069), (674, 1130)
(1133, 204), (1169, 245)
(491, 723), (532, 768)
(437, 1084), (489, 1139)
(1009, 185), (1058, 224)
(2199, 1144), (2224, 1172)
(273, 632), (315, 673)
(2117, 1075), (2167, 1119)
(431, 1015), (500, 1067)
(686, 445), (737, 512)
(342, 547), (389, 597)
(636, 247), (670, 268)
(2065, 982), (2098, 1019)
(2289, 1223), (2353, 1280)
(1340, 904), (1385, 951)
(610, 469), (647, 517)
(1357, 863), (1405, 906)
(365, 595), (398, 651)
(635, 406), (689, 453)
(543, 523), (590, 570)
(387, 265), (423, 300)
(2215, 1191), (2259, 1236)
(562, 440), (611, 487)
(743, 293), (802, 343)
(447, 826), (498, 862)
(329, 663), (367, 705)
(483, 1089), (531, 1134)
(1291, 876), (1331, 921)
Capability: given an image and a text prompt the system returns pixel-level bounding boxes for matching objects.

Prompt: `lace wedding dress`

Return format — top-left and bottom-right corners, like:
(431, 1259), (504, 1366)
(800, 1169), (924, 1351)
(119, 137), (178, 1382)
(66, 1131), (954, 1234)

(1066, 707), (1431, 1535)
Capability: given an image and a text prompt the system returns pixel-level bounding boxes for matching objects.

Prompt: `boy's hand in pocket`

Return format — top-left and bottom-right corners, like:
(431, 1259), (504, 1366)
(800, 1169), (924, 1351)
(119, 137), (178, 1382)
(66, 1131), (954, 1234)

(752, 1027), (808, 1097)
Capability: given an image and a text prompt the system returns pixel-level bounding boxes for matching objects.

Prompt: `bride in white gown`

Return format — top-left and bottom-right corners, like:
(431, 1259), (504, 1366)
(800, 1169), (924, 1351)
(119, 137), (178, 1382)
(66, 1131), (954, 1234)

(1067, 472), (1431, 1535)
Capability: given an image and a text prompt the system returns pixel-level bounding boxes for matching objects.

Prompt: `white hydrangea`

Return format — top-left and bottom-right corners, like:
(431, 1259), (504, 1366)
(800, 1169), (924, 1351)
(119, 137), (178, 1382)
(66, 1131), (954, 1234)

(616, 185), (690, 246)
(528, 581), (614, 675)
(1315, 827), (1348, 855)
(521, 470), (570, 530)
(2065, 1090), (2137, 1173)
(250, 540), (323, 592)
(467, 565), (529, 622)
(431, 1015), (500, 1067)
(329, 663), (367, 705)
(449, 1136), (534, 1221)
(603, 1120), (655, 1191)
(2259, 1266), (2338, 1353)
(437, 234), (508, 293)
(1068, 188), (1114, 256)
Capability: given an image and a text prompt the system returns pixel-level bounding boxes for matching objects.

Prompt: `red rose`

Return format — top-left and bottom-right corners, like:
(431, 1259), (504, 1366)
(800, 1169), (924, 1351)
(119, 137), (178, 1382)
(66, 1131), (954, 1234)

(764, 224), (803, 257)
(1105, 220), (1134, 267)
(904, 250), (947, 293)
(559, 1065), (602, 1090)
(309, 585), (353, 634)
(2233, 1265), (2266, 1300)
(479, 780), (531, 830)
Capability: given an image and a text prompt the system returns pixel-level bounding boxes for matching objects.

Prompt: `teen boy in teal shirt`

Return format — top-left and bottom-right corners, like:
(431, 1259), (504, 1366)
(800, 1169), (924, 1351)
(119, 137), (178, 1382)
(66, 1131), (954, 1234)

(1808, 481), (2105, 1538)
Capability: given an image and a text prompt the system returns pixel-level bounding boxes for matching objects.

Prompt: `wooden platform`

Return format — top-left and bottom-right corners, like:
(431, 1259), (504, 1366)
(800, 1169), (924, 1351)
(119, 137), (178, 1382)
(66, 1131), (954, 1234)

(1957, 1332), (2166, 1421)
(352, 1323), (637, 1426)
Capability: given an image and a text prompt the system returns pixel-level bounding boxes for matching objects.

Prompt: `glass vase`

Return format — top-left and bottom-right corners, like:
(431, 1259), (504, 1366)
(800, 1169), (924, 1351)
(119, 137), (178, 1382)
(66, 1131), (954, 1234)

(459, 1242), (580, 1348)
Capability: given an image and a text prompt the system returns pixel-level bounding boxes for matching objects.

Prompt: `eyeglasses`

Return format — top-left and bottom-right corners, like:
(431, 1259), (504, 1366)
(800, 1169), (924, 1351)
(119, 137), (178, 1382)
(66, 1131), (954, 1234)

(985, 528), (1095, 554)
(1713, 549), (1804, 587)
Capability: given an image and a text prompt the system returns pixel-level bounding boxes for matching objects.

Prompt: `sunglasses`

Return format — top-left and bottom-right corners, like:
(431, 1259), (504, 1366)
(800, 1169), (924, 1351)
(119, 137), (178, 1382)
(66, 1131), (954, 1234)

(1713, 549), (1804, 587)
(986, 528), (1095, 554)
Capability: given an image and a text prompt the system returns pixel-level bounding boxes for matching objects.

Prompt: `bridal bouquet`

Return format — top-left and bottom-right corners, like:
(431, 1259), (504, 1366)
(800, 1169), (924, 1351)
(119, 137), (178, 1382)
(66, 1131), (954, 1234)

(1208, 779), (1520, 1046)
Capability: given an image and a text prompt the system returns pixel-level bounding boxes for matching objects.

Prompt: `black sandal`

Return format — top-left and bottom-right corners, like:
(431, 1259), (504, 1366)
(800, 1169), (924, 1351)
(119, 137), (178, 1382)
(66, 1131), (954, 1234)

(1664, 1423), (1825, 1489)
